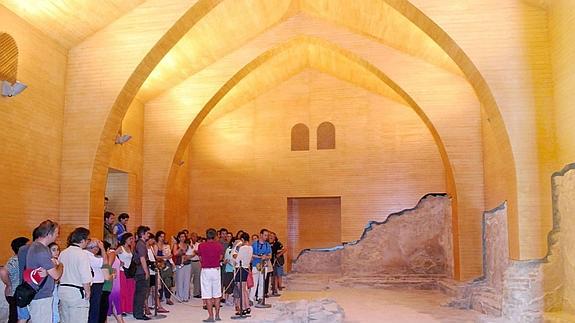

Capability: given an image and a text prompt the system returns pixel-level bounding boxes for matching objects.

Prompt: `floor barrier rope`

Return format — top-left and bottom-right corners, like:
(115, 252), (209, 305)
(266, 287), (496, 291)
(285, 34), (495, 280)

(156, 265), (240, 308)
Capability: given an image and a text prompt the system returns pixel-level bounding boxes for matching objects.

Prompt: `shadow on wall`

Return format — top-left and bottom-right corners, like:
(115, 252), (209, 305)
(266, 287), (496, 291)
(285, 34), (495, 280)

(291, 193), (454, 278)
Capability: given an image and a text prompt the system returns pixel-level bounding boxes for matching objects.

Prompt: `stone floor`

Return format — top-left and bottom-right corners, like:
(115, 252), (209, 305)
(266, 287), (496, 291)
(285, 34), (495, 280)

(124, 288), (481, 323)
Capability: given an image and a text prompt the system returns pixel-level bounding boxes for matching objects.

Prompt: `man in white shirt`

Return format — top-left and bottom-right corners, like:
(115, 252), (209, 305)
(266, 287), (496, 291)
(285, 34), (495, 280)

(58, 227), (93, 323)
(85, 239), (105, 323)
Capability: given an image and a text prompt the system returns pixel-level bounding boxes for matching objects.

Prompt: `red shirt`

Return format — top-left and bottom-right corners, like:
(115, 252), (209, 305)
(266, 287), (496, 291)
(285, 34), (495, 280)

(197, 240), (223, 268)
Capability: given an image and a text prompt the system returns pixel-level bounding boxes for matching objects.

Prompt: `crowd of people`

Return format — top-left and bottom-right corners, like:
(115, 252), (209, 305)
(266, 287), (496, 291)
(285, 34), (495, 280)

(0, 211), (287, 323)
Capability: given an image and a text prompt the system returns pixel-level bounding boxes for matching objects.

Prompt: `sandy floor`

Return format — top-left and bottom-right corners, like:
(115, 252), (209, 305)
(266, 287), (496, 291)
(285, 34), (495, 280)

(123, 288), (480, 323)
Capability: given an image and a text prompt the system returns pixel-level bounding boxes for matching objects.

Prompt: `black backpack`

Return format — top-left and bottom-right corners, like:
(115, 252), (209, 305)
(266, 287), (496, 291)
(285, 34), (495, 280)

(14, 278), (47, 307)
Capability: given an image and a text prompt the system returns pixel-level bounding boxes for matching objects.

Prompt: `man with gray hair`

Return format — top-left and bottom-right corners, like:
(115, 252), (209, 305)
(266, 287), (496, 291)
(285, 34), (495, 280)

(58, 227), (92, 323)
(26, 220), (63, 323)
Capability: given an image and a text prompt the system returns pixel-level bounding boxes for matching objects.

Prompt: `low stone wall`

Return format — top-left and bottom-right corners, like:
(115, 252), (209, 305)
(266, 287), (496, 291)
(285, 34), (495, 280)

(553, 163), (575, 313)
(292, 194), (453, 277)
(450, 163), (575, 321)
(289, 164), (575, 321)
(448, 203), (509, 316)
(290, 248), (343, 274)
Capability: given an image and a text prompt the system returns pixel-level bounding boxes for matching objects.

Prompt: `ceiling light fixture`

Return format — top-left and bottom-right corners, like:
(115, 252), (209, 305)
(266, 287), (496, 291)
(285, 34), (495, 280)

(1, 80), (27, 97)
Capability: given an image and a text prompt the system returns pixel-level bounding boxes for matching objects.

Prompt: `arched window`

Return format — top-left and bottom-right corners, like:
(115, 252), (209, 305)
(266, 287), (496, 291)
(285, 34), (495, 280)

(0, 33), (18, 84)
(291, 123), (309, 151)
(317, 122), (335, 150)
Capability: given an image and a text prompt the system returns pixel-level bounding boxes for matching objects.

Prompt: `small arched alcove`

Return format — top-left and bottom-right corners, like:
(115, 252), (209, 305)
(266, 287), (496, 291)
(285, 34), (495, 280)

(291, 123), (310, 151)
(317, 121), (335, 150)
(0, 32), (18, 84)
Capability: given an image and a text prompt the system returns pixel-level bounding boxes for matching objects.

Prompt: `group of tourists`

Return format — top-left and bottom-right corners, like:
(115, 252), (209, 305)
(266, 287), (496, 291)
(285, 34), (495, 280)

(0, 211), (286, 323)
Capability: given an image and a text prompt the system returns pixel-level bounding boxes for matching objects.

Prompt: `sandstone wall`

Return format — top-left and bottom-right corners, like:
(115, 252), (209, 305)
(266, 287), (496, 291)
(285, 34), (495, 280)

(448, 203), (509, 316)
(453, 163), (575, 321)
(483, 204), (510, 293)
(292, 194), (453, 277)
(551, 163), (575, 313)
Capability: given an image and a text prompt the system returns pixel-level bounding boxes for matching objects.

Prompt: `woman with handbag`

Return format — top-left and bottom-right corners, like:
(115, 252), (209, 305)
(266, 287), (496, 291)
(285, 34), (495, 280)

(116, 233), (135, 316)
(155, 231), (175, 306)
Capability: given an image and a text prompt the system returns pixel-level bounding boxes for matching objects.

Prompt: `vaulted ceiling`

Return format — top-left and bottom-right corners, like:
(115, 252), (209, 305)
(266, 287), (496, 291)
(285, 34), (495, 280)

(0, 0), (145, 48)
(138, 0), (462, 101)
(0, 0), (466, 101)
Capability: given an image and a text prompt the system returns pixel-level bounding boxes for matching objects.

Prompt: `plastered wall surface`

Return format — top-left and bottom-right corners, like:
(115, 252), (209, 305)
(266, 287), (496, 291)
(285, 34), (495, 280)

(549, 0), (575, 167)
(0, 6), (67, 262)
(186, 69), (446, 259)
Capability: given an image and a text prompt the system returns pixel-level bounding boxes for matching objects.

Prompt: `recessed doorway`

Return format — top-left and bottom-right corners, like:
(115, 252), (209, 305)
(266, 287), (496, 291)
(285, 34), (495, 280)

(287, 197), (342, 266)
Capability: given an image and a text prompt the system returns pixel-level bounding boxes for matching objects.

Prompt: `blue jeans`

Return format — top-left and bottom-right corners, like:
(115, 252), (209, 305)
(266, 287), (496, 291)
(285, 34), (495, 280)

(17, 305), (30, 320)
(52, 286), (60, 323)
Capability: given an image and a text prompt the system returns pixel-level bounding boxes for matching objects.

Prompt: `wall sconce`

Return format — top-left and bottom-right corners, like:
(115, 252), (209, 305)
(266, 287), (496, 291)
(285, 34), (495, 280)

(115, 134), (132, 145)
(1, 80), (27, 97)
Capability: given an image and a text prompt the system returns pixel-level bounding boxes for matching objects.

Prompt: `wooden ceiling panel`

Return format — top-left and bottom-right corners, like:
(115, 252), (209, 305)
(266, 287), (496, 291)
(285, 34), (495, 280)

(138, 0), (293, 101)
(139, 0), (465, 102)
(203, 37), (407, 126)
(0, 0), (145, 48)
(300, 0), (461, 75)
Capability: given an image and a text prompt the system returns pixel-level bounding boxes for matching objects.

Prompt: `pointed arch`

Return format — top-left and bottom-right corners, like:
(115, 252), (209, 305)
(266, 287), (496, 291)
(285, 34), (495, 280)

(382, 0), (518, 258)
(163, 36), (460, 277)
(86, 0), (518, 278)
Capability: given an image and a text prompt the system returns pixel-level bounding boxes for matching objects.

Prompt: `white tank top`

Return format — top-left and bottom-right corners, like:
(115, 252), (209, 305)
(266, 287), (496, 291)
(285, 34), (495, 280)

(148, 248), (156, 275)
(117, 245), (132, 271)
